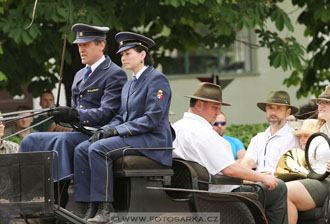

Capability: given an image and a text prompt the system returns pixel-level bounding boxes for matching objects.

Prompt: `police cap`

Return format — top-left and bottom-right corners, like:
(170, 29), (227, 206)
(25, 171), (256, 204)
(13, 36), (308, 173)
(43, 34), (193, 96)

(72, 23), (109, 44)
(115, 32), (155, 54)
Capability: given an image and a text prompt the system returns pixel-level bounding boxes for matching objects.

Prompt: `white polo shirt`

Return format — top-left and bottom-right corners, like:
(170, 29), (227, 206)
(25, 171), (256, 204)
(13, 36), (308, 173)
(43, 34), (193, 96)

(173, 112), (238, 193)
(309, 123), (330, 174)
(245, 122), (300, 173)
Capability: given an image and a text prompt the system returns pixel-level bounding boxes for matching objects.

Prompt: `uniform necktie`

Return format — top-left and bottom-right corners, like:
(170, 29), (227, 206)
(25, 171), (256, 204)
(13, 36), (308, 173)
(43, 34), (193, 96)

(83, 66), (92, 82)
(129, 76), (137, 95)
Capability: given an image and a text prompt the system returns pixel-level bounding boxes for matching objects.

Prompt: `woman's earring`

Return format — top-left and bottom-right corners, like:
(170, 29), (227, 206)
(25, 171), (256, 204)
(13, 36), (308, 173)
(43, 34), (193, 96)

(140, 60), (143, 63)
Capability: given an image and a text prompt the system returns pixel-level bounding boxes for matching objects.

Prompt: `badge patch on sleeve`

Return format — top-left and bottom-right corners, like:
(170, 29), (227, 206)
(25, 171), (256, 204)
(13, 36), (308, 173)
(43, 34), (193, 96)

(157, 90), (163, 99)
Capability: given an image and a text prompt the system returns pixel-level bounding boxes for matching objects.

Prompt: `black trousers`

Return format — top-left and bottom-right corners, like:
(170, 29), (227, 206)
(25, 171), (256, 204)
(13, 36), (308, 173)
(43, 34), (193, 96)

(232, 179), (288, 224)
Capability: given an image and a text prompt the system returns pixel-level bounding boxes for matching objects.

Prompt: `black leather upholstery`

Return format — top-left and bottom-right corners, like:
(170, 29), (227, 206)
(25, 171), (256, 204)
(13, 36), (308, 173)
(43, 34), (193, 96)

(113, 155), (173, 177)
(170, 158), (266, 224)
(298, 192), (330, 224)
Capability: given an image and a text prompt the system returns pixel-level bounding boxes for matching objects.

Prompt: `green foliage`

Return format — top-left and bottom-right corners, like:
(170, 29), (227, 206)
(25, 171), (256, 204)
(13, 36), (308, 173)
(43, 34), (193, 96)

(0, 0), (4, 56)
(284, 0), (330, 98)
(0, 0), (322, 99)
(270, 7), (294, 32)
(0, 71), (6, 82)
(0, 0), (3, 15)
(226, 123), (268, 148)
(5, 136), (23, 145)
(256, 29), (304, 72)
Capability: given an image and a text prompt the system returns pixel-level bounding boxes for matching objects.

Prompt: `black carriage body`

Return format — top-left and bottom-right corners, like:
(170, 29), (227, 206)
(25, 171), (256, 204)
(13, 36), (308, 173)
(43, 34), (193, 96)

(0, 151), (54, 216)
(0, 150), (267, 224)
(7, 148), (329, 224)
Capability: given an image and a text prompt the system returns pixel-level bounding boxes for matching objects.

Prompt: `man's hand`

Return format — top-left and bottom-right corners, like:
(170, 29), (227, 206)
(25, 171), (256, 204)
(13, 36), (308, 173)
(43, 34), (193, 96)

(49, 105), (79, 124)
(89, 128), (118, 143)
(261, 174), (279, 191)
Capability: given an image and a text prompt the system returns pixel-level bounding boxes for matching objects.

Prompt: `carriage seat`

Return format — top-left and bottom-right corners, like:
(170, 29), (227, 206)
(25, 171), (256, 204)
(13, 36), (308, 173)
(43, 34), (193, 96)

(172, 158), (243, 188)
(113, 148), (174, 177)
(170, 158), (257, 201)
(168, 158), (265, 224)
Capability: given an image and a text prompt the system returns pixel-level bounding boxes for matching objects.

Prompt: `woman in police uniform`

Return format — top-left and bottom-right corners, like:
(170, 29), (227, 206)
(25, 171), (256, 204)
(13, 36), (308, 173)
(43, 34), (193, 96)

(73, 32), (173, 223)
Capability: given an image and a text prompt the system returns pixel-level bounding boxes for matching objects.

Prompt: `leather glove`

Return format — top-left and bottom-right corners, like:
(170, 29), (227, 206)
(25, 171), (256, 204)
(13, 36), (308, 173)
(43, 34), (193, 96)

(49, 105), (79, 124)
(89, 129), (105, 143)
(103, 128), (119, 138)
(89, 128), (119, 143)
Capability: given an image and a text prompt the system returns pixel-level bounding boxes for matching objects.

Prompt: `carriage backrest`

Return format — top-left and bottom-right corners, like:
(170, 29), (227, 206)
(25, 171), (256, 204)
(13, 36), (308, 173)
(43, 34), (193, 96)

(171, 159), (209, 190)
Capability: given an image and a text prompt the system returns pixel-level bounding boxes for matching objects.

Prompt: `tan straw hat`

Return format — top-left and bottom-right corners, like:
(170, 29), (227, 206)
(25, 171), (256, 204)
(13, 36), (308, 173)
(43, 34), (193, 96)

(311, 85), (330, 103)
(293, 119), (319, 135)
(185, 82), (231, 106)
(257, 90), (298, 115)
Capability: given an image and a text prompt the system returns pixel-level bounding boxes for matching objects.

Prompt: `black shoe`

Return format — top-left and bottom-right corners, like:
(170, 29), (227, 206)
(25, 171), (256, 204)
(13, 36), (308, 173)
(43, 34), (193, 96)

(82, 202), (98, 221)
(87, 202), (113, 223)
(40, 217), (57, 224)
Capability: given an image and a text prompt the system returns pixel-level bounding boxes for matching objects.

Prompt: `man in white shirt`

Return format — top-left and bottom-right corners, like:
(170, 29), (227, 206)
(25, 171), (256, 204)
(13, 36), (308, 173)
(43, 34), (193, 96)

(173, 82), (288, 224)
(241, 90), (300, 173)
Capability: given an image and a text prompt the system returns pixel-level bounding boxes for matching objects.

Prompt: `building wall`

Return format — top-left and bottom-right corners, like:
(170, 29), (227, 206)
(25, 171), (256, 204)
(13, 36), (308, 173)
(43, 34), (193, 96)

(32, 83), (66, 110)
(168, 2), (312, 125)
(0, 89), (33, 114)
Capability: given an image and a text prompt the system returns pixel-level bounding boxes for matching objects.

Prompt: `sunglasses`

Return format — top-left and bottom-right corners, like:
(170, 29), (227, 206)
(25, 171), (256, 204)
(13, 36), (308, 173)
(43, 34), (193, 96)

(213, 121), (226, 126)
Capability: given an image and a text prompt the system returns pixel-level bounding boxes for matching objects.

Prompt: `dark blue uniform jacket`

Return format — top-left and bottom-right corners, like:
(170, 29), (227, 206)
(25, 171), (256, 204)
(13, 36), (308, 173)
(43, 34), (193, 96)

(72, 55), (127, 127)
(103, 66), (173, 166)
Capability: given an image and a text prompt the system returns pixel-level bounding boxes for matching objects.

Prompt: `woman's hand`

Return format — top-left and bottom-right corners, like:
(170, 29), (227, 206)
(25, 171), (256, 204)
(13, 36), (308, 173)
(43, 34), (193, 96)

(327, 159), (330, 173)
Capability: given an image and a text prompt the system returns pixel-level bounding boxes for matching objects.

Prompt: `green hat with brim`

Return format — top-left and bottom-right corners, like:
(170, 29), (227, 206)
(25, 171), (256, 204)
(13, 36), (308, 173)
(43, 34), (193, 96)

(257, 90), (298, 115)
(184, 82), (231, 106)
(311, 86), (330, 103)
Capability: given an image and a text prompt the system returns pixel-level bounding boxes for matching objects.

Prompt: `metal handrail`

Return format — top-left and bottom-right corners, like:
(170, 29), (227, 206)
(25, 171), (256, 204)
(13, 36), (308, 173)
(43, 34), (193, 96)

(0, 108), (50, 117)
(2, 116), (54, 141)
(1, 109), (51, 124)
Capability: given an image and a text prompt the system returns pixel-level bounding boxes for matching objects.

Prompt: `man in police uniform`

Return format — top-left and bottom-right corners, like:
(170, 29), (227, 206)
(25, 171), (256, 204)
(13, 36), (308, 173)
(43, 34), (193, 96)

(19, 23), (127, 208)
(73, 32), (173, 223)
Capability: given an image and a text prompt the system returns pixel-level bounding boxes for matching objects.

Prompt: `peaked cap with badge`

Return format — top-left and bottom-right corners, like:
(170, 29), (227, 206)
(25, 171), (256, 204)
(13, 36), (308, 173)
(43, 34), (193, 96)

(185, 82), (231, 106)
(115, 32), (155, 54)
(257, 90), (298, 115)
(72, 23), (109, 44)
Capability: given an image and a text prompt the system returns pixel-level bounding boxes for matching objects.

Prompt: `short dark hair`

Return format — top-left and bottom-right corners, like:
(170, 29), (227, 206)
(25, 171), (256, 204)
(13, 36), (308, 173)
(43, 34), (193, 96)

(134, 45), (154, 66)
(94, 39), (106, 45)
(94, 39), (107, 53)
(296, 103), (318, 119)
(41, 90), (54, 98)
(16, 105), (32, 111)
(190, 98), (197, 107)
